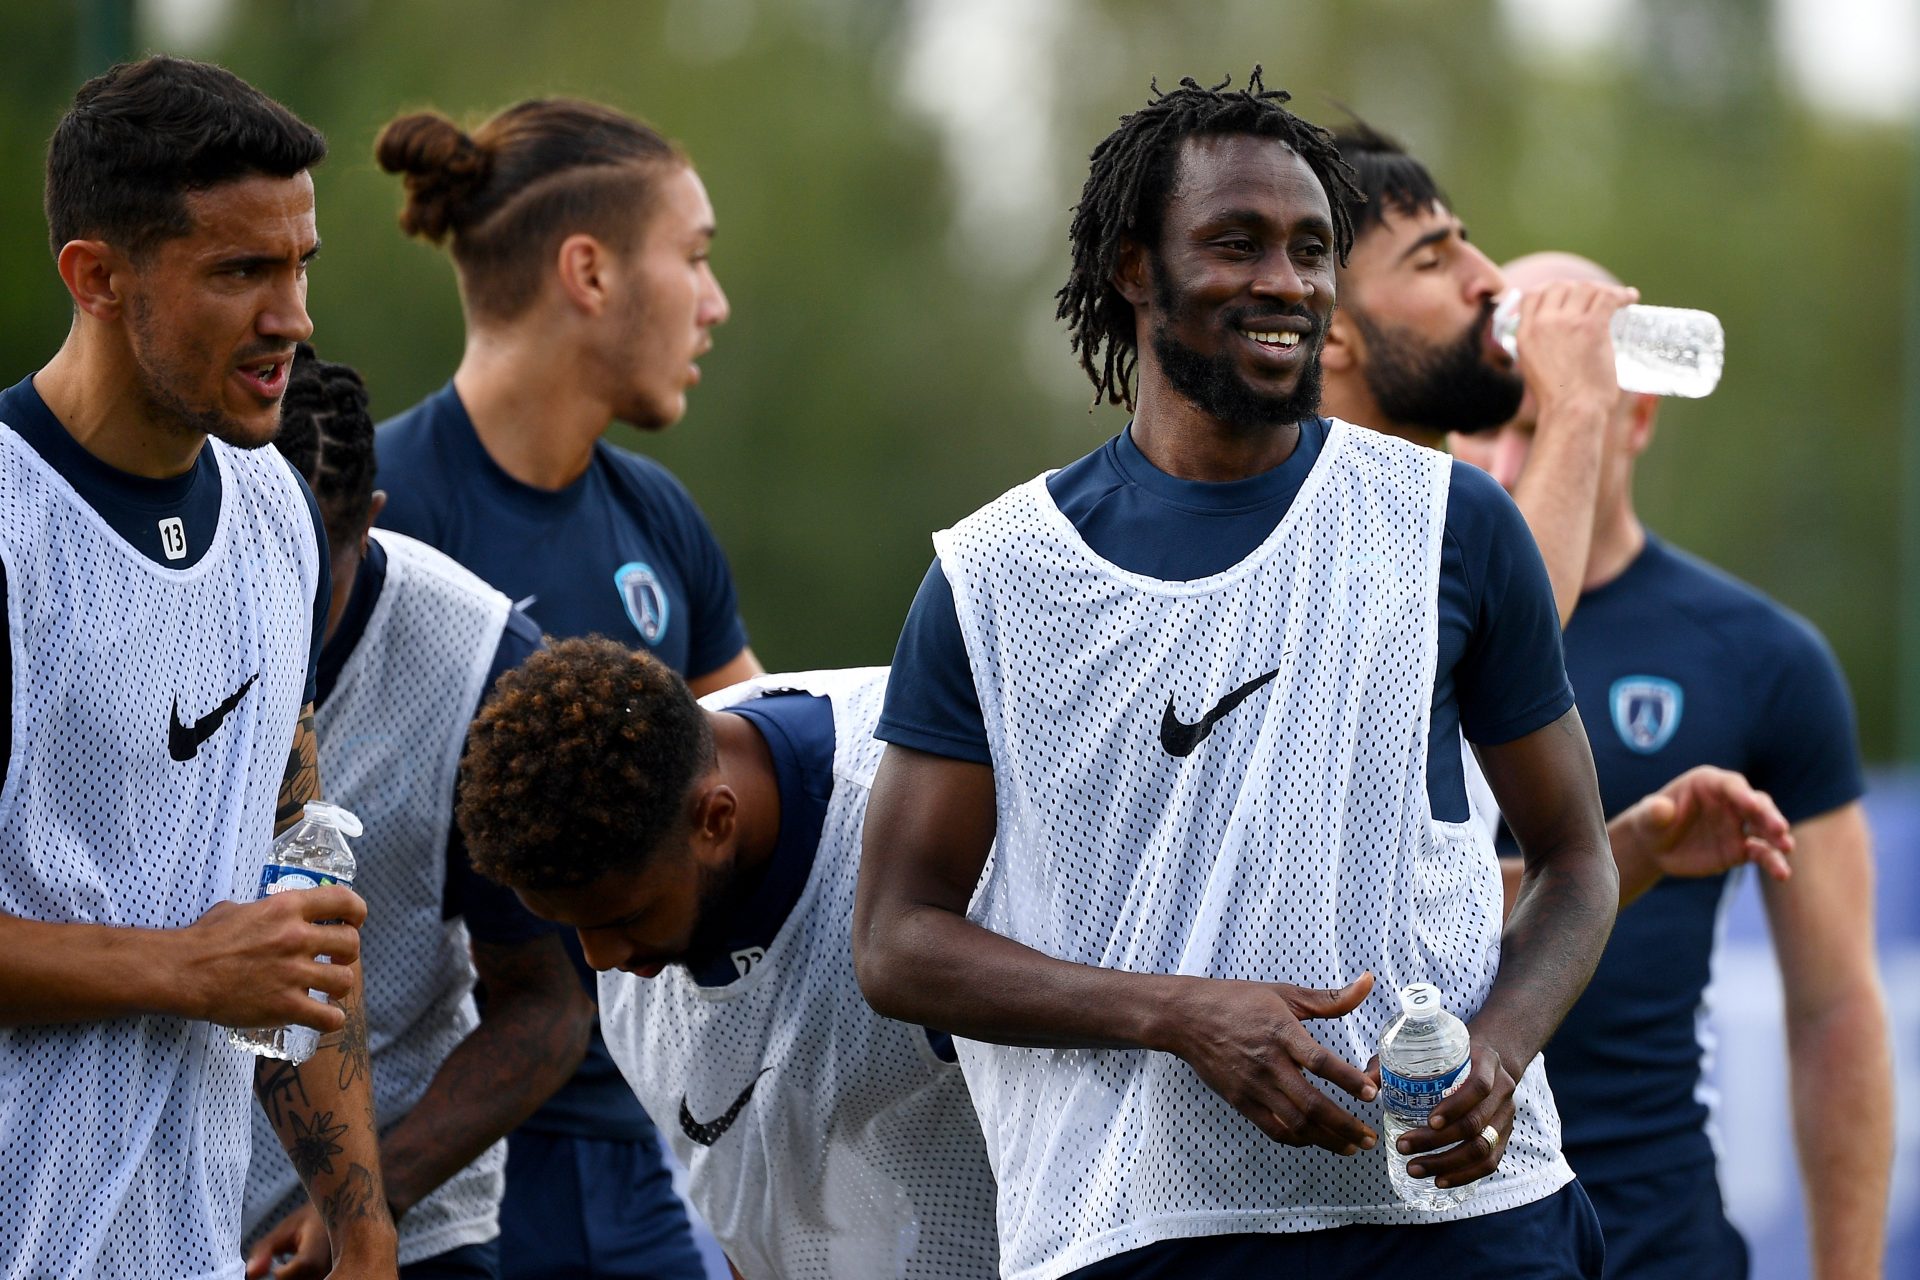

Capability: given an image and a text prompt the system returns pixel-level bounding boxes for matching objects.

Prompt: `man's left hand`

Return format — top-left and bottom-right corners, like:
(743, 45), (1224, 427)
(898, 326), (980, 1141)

(1370, 1036), (1519, 1189)
(1622, 765), (1794, 885)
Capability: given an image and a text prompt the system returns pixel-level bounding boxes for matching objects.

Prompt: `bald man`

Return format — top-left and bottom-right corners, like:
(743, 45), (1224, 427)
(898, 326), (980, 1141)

(1456, 253), (1891, 1280)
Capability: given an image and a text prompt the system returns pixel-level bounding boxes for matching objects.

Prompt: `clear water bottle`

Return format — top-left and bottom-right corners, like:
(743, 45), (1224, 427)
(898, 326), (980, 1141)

(1378, 982), (1473, 1211)
(1492, 291), (1725, 398)
(229, 802), (363, 1064)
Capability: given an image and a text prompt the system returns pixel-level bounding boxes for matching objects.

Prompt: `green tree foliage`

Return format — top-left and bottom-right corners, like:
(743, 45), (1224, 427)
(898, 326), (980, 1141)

(1, 0), (1909, 757)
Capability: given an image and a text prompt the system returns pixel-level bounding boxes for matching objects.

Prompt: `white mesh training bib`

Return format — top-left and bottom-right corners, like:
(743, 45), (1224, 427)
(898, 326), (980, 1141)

(936, 421), (1571, 1280)
(245, 531), (511, 1264)
(600, 669), (1000, 1280)
(0, 426), (318, 1280)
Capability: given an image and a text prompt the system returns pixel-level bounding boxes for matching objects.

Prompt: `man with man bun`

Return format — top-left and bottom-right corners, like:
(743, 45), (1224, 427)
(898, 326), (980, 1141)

(372, 98), (759, 1280)
(245, 347), (595, 1280)
(0, 56), (393, 1278)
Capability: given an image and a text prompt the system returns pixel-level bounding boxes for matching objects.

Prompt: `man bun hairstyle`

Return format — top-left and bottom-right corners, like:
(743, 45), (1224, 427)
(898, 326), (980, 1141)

(375, 99), (686, 322)
(45, 54), (325, 259)
(1325, 118), (1448, 240)
(458, 636), (716, 893)
(275, 344), (378, 549)
(1057, 67), (1361, 411)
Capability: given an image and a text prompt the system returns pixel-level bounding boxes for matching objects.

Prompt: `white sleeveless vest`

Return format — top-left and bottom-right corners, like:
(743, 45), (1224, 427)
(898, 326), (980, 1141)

(244, 530), (511, 1264)
(935, 421), (1571, 1280)
(0, 425), (318, 1280)
(598, 668), (1000, 1280)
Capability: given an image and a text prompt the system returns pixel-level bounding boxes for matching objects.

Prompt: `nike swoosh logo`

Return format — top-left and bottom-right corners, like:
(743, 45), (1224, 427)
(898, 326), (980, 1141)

(168, 674), (259, 763)
(1160, 667), (1281, 757)
(680, 1067), (771, 1147)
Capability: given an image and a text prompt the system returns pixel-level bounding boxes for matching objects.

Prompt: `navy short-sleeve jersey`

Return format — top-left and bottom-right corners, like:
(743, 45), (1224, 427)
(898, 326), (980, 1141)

(0, 374), (330, 790)
(314, 537), (556, 947)
(1527, 535), (1864, 1181)
(375, 383), (747, 680)
(878, 420), (1573, 821)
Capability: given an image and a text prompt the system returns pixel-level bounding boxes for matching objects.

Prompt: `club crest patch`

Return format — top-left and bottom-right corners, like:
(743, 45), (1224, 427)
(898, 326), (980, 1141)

(614, 562), (670, 646)
(1610, 676), (1683, 754)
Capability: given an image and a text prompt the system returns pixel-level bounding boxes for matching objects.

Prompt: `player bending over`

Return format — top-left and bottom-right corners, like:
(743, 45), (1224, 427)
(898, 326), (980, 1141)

(455, 641), (998, 1280)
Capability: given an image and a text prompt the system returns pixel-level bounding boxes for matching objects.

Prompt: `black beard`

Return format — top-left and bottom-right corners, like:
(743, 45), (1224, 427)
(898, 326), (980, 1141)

(677, 853), (752, 970)
(1350, 301), (1524, 436)
(1147, 261), (1325, 433)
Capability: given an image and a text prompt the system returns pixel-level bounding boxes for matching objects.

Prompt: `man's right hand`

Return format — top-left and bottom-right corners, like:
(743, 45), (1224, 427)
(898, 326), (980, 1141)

(1510, 279), (1639, 417)
(179, 887), (366, 1031)
(1162, 971), (1380, 1155)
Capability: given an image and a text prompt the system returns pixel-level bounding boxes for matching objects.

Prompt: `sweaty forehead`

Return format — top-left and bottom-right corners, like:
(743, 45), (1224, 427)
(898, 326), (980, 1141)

(1166, 134), (1330, 228)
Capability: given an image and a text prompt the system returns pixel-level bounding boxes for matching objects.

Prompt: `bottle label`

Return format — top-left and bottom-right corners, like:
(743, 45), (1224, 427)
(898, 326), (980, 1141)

(254, 864), (350, 897)
(1380, 1058), (1469, 1121)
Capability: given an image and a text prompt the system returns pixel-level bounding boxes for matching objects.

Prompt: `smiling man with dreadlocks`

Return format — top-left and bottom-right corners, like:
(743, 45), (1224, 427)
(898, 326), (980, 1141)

(854, 71), (1615, 1278)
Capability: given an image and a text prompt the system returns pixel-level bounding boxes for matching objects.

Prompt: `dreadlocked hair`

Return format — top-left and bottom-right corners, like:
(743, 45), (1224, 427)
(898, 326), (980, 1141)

(1056, 67), (1362, 411)
(276, 343), (377, 547)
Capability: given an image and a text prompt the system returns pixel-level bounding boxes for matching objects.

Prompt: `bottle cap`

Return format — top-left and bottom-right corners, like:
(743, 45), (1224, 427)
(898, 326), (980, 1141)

(1398, 983), (1443, 1017)
(302, 801), (364, 839)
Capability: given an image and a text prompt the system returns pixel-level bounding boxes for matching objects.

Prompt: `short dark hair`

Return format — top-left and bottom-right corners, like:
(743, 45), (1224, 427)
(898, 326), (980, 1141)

(457, 637), (716, 892)
(1057, 68), (1362, 411)
(45, 55), (326, 259)
(276, 344), (377, 550)
(1325, 119), (1448, 240)
(375, 99), (685, 321)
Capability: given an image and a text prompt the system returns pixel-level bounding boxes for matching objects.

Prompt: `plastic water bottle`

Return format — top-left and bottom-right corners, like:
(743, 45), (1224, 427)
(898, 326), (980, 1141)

(1492, 292), (1725, 398)
(1378, 983), (1472, 1211)
(229, 802), (363, 1064)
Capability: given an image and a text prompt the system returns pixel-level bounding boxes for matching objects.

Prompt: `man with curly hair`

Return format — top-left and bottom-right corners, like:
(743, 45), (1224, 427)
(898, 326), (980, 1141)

(852, 71), (1616, 1277)
(456, 640), (998, 1280)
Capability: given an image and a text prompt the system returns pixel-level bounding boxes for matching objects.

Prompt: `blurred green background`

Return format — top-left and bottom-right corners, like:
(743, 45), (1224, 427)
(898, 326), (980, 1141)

(2, 0), (1912, 760)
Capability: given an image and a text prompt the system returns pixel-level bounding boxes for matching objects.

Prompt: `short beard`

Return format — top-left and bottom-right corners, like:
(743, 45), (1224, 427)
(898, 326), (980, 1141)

(678, 853), (751, 969)
(1147, 261), (1325, 434)
(1350, 301), (1523, 436)
(126, 294), (279, 450)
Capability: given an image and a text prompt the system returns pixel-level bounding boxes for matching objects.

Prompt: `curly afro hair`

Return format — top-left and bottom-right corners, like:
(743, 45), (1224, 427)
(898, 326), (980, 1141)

(457, 635), (715, 892)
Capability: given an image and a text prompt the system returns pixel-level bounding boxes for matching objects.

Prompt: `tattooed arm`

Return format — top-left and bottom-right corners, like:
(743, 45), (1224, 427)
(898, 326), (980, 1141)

(247, 704), (396, 1279)
(378, 932), (592, 1219)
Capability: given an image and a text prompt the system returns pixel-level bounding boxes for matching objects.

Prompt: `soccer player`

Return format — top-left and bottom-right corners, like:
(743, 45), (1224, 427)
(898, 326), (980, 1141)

(1320, 123), (1798, 905)
(455, 640), (999, 1280)
(0, 57), (394, 1278)
(853, 72), (1616, 1277)
(244, 348), (596, 1280)
(1457, 251), (1892, 1280)
(370, 99), (760, 1279)
(1318, 119), (1630, 625)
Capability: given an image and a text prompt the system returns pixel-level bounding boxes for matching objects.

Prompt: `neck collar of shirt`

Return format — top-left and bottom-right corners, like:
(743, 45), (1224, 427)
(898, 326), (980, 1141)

(5, 374), (212, 510)
(436, 382), (597, 516)
(1109, 417), (1328, 515)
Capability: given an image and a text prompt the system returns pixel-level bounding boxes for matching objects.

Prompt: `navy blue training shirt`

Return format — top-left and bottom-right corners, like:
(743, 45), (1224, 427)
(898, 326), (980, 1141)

(314, 536), (555, 946)
(1523, 535), (1864, 1183)
(376, 381), (748, 1139)
(879, 419), (1572, 821)
(375, 383), (747, 679)
(0, 374), (331, 790)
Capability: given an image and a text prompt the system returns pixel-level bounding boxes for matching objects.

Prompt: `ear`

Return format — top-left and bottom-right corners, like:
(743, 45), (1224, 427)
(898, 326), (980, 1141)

(1112, 237), (1152, 309)
(56, 239), (126, 320)
(690, 780), (738, 852)
(554, 232), (614, 316)
(358, 491), (389, 556)
(1625, 392), (1659, 457)
(1321, 304), (1361, 374)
